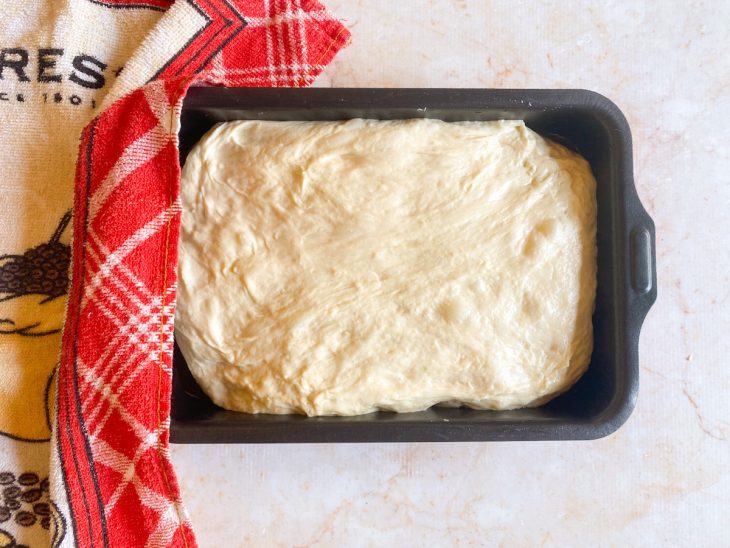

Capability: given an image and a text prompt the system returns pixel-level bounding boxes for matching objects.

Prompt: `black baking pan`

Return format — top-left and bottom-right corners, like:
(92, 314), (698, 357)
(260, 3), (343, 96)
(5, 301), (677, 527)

(170, 88), (656, 443)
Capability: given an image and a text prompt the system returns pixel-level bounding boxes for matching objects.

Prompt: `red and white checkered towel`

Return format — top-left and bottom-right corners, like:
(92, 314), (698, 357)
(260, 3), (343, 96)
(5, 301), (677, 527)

(0, 1), (348, 546)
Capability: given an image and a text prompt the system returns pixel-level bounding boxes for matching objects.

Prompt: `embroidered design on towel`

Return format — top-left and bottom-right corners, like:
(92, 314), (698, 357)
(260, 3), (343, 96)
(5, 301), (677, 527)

(86, 0), (174, 11)
(0, 212), (70, 441)
(0, 212), (71, 337)
(0, 470), (66, 547)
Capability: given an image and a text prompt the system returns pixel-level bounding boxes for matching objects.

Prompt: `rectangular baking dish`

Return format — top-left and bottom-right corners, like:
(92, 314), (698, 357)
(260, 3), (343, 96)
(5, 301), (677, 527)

(170, 88), (656, 443)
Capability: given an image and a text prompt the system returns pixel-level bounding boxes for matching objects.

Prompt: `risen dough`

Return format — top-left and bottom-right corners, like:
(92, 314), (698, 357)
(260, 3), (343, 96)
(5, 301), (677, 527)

(176, 119), (596, 415)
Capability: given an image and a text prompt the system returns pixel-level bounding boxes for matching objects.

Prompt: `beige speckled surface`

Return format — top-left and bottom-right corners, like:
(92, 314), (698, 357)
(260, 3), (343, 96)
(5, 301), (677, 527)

(170, 1), (730, 545)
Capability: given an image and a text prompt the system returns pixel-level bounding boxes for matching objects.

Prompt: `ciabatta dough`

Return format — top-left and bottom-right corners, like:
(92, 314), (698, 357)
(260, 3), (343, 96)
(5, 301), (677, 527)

(176, 119), (597, 415)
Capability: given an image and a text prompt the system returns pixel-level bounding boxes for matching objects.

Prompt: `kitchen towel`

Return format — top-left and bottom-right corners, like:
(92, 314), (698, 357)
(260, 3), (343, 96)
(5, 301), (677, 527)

(0, 2), (349, 546)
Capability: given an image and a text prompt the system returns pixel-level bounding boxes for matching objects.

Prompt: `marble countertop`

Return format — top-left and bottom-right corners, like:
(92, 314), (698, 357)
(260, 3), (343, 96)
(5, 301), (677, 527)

(171, 1), (729, 545)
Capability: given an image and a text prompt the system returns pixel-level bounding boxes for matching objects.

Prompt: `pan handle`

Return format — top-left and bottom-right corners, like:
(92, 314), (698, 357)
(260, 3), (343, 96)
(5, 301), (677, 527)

(630, 226), (653, 295)
(628, 210), (657, 321)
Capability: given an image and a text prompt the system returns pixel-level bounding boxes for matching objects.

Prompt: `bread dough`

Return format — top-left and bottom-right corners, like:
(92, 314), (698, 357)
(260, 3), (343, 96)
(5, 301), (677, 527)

(176, 119), (597, 415)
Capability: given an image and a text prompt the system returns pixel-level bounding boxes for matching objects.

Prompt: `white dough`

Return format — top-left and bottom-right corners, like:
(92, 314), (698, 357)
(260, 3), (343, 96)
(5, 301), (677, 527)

(176, 119), (597, 415)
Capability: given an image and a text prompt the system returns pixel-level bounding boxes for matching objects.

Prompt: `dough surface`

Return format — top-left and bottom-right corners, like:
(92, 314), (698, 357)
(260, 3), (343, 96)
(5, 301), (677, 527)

(176, 119), (597, 415)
